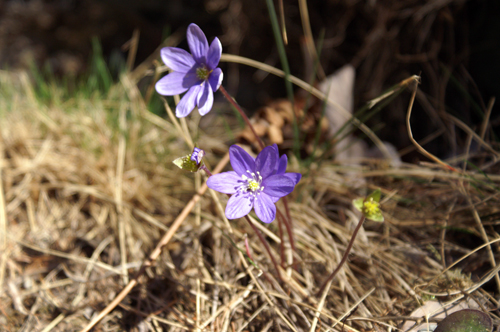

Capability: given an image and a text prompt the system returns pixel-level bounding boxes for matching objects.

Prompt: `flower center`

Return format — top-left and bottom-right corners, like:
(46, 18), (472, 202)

(237, 171), (264, 199)
(363, 198), (380, 215)
(248, 180), (260, 192)
(196, 66), (212, 80)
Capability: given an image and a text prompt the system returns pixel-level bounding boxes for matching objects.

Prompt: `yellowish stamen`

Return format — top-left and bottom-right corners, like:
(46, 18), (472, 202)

(363, 198), (380, 215)
(196, 67), (211, 80)
(248, 180), (260, 192)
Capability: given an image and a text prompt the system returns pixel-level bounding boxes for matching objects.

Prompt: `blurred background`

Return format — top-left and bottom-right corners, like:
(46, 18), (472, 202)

(0, 0), (498, 161)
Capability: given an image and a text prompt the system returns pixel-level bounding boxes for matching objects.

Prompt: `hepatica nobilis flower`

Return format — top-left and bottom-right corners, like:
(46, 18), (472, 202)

(207, 145), (301, 223)
(155, 23), (223, 118)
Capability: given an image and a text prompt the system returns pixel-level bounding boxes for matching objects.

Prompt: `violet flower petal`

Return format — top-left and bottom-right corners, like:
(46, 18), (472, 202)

(229, 145), (255, 176)
(160, 47), (196, 72)
(254, 194), (276, 223)
(176, 85), (202, 117)
(187, 23), (209, 64)
(197, 82), (214, 116)
(225, 194), (253, 220)
(206, 37), (222, 70)
(283, 172), (302, 185)
(190, 147), (205, 164)
(181, 69), (203, 88)
(208, 68), (223, 92)
(155, 72), (191, 96)
(270, 144), (280, 173)
(277, 154), (287, 174)
(206, 171), (240, 194)
(262, 174), (294, 197)
(255, 146), (276, 179)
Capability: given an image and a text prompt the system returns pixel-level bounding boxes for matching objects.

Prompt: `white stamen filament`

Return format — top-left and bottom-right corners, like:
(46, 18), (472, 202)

(237, 170), (265, 199)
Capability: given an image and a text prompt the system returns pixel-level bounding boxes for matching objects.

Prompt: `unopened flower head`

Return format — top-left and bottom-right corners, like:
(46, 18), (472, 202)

(190, 147), (205, 165)
(155, 23), (223, 118)
(207, 145), (301, 223)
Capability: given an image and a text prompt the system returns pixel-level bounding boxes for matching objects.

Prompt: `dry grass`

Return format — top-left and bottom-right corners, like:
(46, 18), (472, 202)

(0, 67), (499, 332)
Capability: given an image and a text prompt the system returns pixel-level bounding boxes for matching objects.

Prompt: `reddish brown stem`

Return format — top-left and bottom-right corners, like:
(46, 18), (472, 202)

(219, 85), (265, 150)
(244, 215), (282, 282)
(219, 85), (295, 276)
(282, 197), (296, 268)
(277, 212), (286, 267)
(199, 164), (212, 177)
(317, 216), (366, 296)
(283, 197), (293, 232)
(278, 206), (295, 252)
(219, 85), (295, 232)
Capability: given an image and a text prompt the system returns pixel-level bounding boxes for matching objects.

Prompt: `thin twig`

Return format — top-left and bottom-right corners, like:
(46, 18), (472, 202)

(405, 76), (458, 172)
(479, 98), (495, 140)
(443, 113), (500, 159)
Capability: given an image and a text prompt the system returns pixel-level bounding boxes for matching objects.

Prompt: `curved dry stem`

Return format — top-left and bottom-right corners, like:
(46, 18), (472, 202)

(404, 78), (459, 172)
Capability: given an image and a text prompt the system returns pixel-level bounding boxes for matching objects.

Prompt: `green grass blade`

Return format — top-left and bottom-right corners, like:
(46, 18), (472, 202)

(265, 0), (300, 158)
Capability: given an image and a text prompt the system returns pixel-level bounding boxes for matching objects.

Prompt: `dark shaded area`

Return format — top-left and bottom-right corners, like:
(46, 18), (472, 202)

(0, 0), (498, 161)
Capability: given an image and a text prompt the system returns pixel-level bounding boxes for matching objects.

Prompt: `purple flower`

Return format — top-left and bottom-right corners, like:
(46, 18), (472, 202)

(190, 147), (205, 165)
(155, 23), (223, 118)
(269, 144), (301, 202)
(207, 145), (301, 223)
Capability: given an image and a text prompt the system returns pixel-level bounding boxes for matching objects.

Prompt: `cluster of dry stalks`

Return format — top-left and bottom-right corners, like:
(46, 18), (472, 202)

(0, 57), (499, 332)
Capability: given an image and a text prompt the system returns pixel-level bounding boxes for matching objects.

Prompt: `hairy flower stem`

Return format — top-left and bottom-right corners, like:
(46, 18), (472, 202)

(219, 85), (265, 150)
(219, 85), (296, 271)
(277, 214), (285, 267)
(283, 196), (293, 233)
(317, 215), (366, 297)
(280, 199), (297, 270)
(277, 207), (297, 269)
(244, 215), (283, 282)
(200, 165), (212, 177)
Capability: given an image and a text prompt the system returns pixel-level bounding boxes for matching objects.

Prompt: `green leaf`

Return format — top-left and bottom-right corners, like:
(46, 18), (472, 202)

(353, 198), (364, 212)
(173, 154), (203, 173)
(366, 210), (384, 222)
(367, 188), (381, 202)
